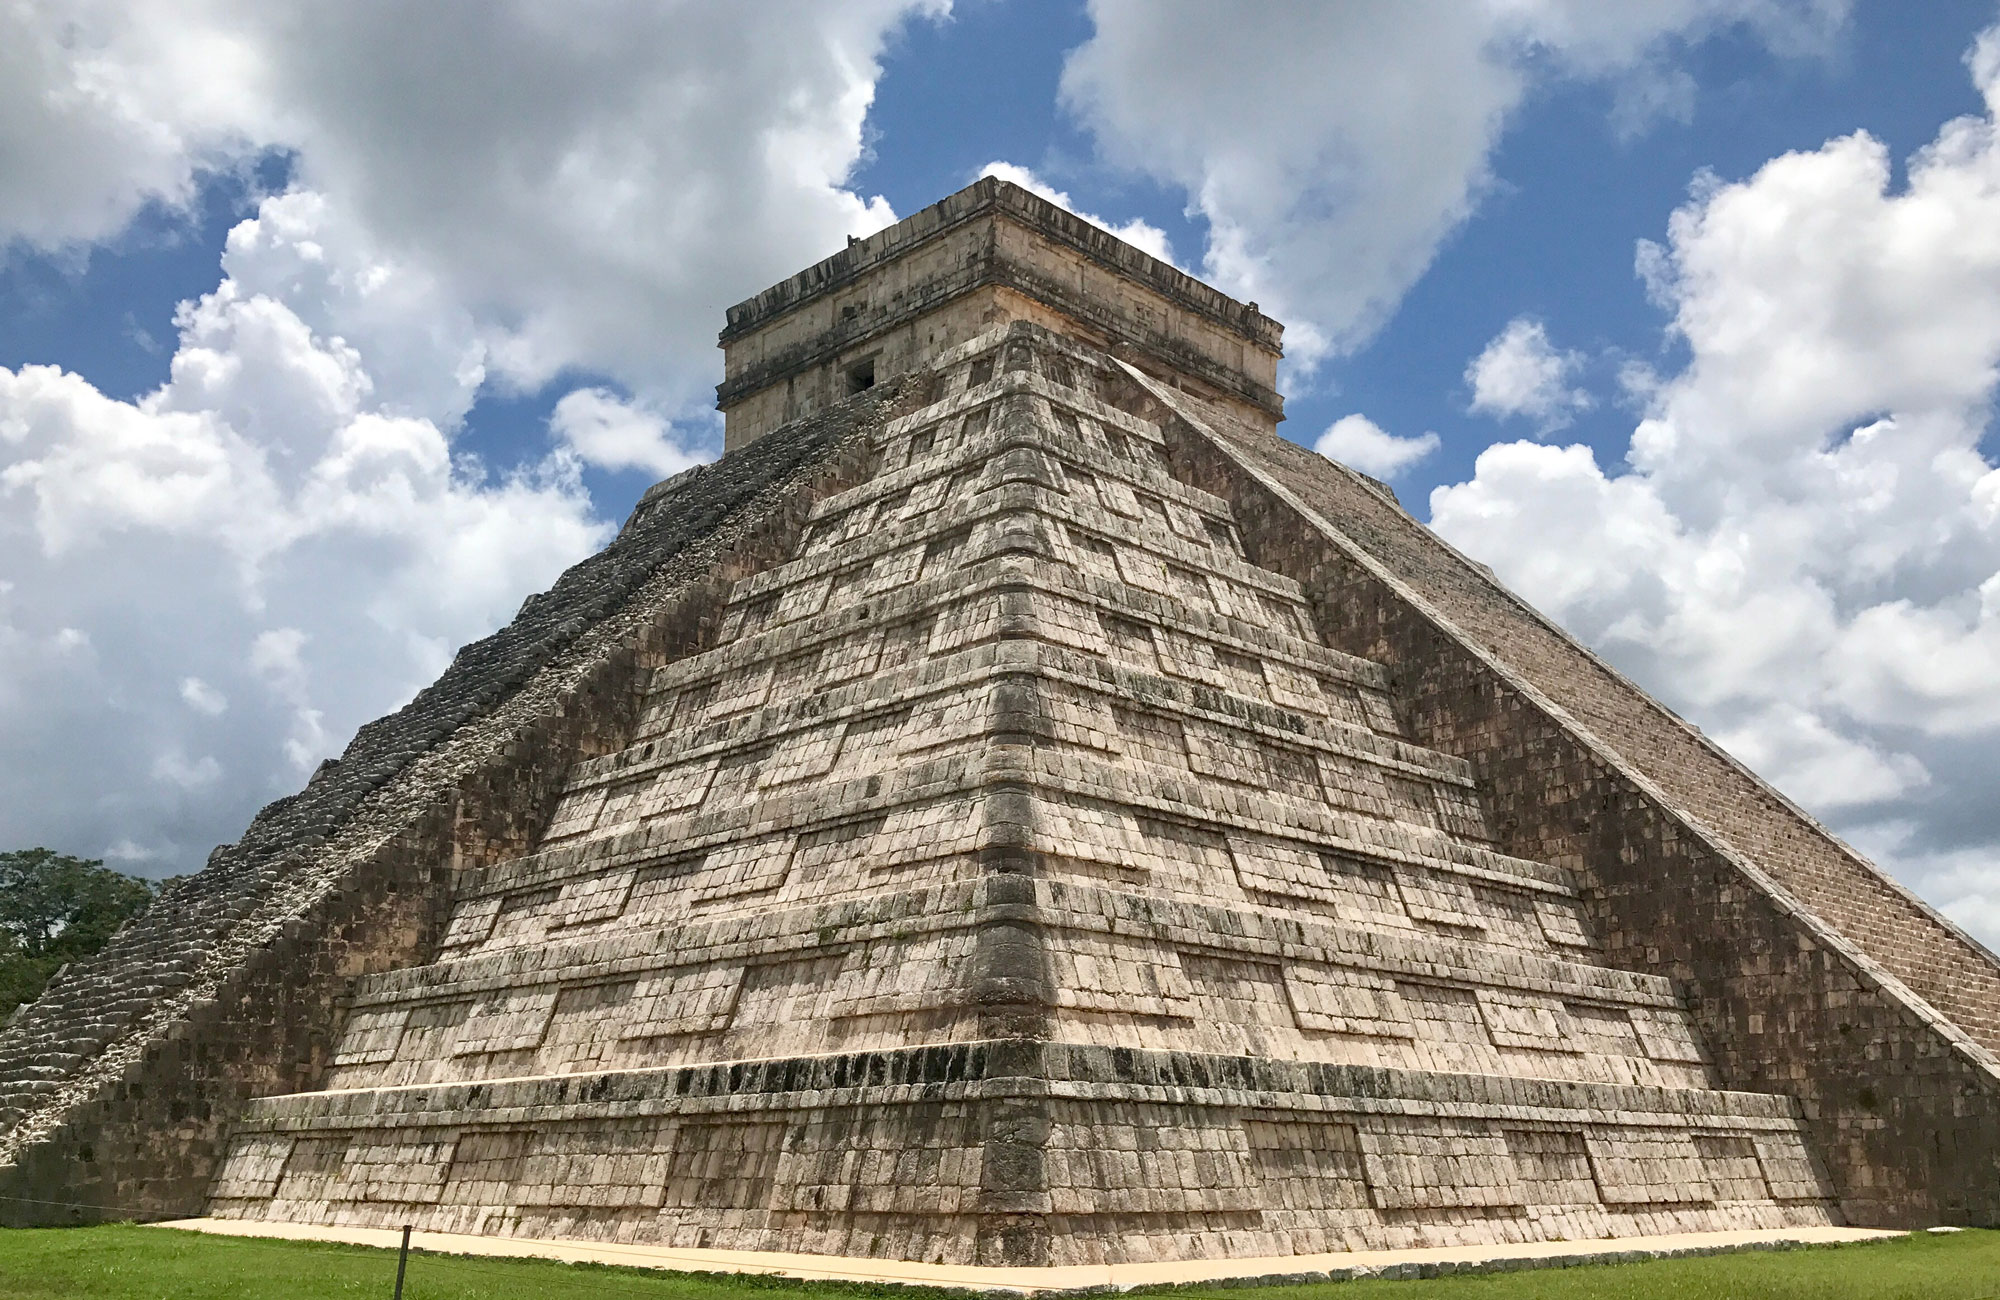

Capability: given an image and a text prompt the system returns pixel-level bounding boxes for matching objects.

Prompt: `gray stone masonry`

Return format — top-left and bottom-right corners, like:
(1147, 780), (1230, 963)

(203, 324), (1844, 1266)
(5, 178), (1993, 1262)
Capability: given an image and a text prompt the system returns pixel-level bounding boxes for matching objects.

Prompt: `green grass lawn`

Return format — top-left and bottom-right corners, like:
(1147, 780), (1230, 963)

(0, 1224), (1993, 1300)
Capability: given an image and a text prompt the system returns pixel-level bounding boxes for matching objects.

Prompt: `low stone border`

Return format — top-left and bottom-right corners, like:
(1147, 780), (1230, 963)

(155, 1218), (1903, 1295)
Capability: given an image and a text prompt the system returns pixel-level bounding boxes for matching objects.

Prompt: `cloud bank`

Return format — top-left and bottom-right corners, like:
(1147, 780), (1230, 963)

(1431, 26), (2000, 944)
(1059, 0), (1849, 364)
(0, 0), (944, 870)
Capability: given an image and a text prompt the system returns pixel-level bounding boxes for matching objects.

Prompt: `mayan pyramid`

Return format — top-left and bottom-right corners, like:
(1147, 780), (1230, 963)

(1, 178), (1996, 1270)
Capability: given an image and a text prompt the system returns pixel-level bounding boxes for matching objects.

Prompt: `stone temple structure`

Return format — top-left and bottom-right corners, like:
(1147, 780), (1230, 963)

(2, 177), (1997, 1271)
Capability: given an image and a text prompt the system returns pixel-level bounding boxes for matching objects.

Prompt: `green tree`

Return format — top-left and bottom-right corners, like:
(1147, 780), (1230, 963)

(0, 849), (158, 1019)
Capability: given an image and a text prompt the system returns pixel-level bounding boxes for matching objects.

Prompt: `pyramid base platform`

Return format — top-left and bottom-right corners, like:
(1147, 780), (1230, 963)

(157, 1217), (1902, 1294)
(205, 1044), (1844, 1268)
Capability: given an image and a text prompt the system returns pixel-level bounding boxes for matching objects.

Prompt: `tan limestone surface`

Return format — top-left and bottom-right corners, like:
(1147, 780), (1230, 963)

(204, 325), (1846, 1267)
(157, 1216), (1902, 1293)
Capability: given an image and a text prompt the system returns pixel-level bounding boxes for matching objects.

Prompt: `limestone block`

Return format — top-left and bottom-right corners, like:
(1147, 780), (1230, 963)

(1504, 1129), (1598, 1206)
(515, 1123), (672, 1209)
(1183, 953), (1298, 1042)
(875, 616), (933, 671)
(621, 965), (743, 1039)
(1359, 1121), (1526, 1210)
(1185, 718), (1270, 786)
(211, 1133), (294, 1200)
(816, 626), (887, 685)
(1396, 867), (1491, 932)
(541, 787), (610, 844)
(1476, 990), (1580, 1053)
(1098, 611), (1161, 670)
(905, 688), (988, 754)
(341, 1137), (455, 1204)
(730, 954), (850, 1031)
(688, 839), (793, 907)
(1753, 1133), (1826, 1201)
(1093, 471), (1142, 520)
(1564, 1002), (1653, 1064)
(1112, 704), (1189, 768)
(1047, 934), (1194, 1017)
(1048, 1101), (1260, 1215)
(1041, 681), (1120, 753)
(1694, 1134), (1768, 1202)
(1283, 964), (1414, 1038)
(1585, 1129), (1713, 1206)
(830, 931), (976, 1017)
(1243, 1118), (1372, 1210)
(551, 868), (638, 929)
(443, 1130), (533, 1204)
(438, 896), (503, 950)
(775, 1104), (980, 1215)
(452, 988), (558, 1056)
(1036, 800), (1151, 878)
(868, 541), (926, 591)
(1630, 1007), (1709, 1064)
(757, 721), (848, 788)
(1138, 818), (1236, 896)
(705, 744), (777, 807)
(932, 593), (1005, 653)
(601, 758), (715, 831)
(1315, 677), (1377, 731)
(1228, 834), (1328, 904)
(328, 1007), (410, 1066)
(1535, 898), (1594, 949)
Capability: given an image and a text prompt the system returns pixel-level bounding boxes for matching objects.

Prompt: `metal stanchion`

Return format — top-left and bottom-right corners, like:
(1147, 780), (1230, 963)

(393, 1224), (411, 1299)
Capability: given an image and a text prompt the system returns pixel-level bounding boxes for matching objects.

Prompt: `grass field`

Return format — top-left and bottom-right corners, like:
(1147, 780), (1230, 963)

(0, 1224), (1993, 1300)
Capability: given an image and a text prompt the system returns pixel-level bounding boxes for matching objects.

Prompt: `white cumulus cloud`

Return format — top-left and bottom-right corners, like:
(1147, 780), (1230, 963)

(1060, 0), (1848, 364)
(1466, 318), (1593, 432)
(1431, 24), (2000, 945)
(550, 389), (707, 480)
(0, 2), (948, 403)
(1314, 414), (1441, 479)
(0, 204), (609, 865)
(179, 677), (228, 716)
(0, 1), (949, 876)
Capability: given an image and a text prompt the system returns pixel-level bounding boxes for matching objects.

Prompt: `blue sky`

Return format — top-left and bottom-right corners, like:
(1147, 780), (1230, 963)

(5, 1), (2000, 947)
(17, 2), (1991, 516)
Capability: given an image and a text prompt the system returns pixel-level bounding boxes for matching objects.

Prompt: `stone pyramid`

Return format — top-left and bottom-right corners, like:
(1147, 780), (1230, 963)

(3, 179), (1996, 1269)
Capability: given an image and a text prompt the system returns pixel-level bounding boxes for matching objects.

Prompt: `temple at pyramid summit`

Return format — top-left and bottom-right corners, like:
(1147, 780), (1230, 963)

(3, 177), (1998, 1273)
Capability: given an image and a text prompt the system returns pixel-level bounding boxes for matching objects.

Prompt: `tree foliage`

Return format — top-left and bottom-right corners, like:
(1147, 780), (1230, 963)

(0, 849), (158, 1018)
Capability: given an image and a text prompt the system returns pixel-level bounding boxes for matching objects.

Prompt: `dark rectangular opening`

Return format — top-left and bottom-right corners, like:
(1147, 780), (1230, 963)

(845, 358), (876, 394)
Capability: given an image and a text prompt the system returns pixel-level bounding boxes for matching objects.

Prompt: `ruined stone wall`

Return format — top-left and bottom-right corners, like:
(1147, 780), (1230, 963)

(0, 380), (921, 1225)
(1148, 376), (2000, 1227)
